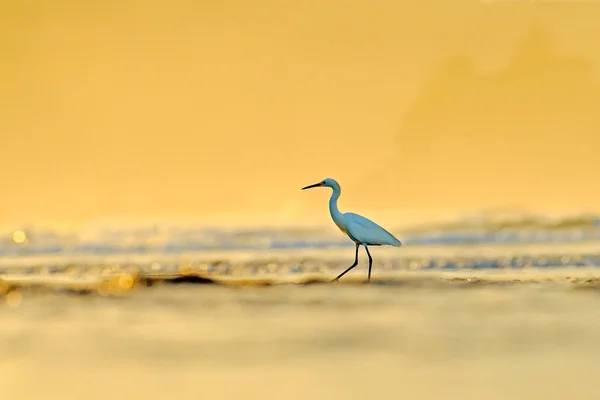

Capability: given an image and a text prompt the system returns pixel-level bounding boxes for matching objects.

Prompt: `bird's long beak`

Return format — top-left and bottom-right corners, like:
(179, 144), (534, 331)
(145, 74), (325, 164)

(301, 181), (324, 190)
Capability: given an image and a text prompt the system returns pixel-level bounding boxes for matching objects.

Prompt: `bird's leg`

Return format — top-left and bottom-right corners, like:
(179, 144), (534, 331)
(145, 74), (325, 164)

(331, 243), (360, 282)
(364, 245), (373, 281)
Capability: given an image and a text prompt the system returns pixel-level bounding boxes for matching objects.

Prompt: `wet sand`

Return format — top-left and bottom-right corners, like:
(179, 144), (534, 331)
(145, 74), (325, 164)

(2, 247), (600, 399)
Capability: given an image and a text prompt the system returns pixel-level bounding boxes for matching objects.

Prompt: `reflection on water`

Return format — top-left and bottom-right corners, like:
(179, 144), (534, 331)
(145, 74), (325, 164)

(2, 275), (600, 399)
(2, 242), (600, 399)
(0, 230), (600, 400)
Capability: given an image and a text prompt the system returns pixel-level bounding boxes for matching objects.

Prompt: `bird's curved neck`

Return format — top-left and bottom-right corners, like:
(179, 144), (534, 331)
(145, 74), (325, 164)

(328, 185), (343, 221)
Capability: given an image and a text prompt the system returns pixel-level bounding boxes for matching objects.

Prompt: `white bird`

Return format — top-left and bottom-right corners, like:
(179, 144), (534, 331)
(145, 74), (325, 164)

(301, 178), (402, 282)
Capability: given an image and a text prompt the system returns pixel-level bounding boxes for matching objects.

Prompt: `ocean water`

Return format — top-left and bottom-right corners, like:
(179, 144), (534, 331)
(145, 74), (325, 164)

(2, 212), (600, 258)
(2, 214), (600, 399)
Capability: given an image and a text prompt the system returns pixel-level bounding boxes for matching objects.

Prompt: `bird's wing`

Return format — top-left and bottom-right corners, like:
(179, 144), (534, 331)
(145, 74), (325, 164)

(345, 212), (402, 247)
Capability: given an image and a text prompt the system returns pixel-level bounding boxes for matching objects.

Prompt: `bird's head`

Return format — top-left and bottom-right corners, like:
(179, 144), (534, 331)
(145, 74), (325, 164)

(301, 178), (338, 190)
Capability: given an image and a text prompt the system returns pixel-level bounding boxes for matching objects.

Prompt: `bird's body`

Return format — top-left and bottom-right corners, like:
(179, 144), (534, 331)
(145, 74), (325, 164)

(340, 212), (402, 246)
(302, 177), (402, 281)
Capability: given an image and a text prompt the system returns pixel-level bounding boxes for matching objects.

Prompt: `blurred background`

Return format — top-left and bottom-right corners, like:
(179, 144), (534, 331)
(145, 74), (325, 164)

(2, 1), (600, 399)
(2, 0), (600, 230)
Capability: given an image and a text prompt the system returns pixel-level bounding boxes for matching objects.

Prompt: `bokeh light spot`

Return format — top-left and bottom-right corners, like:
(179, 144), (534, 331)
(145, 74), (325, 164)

(118, 274), (134, 289)
(12, 230), (27, 244)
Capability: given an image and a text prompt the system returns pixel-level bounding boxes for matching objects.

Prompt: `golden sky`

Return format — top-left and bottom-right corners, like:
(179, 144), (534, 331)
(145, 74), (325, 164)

(2, 0), (600, 228)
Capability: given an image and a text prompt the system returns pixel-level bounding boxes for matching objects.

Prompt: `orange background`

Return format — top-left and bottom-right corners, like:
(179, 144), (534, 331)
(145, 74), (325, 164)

(2, 0), (599, 228)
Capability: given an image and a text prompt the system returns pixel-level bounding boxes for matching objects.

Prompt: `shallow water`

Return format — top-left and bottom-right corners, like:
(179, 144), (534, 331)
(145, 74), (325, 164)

(2, 242), (600, 399)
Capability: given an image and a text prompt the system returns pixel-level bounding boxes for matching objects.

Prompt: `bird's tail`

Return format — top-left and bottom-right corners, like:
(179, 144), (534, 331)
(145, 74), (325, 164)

(389, 236), (402, 247)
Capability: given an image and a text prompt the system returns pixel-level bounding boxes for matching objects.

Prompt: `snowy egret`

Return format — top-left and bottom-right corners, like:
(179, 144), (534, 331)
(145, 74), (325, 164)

(301, 178), (402, 282)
